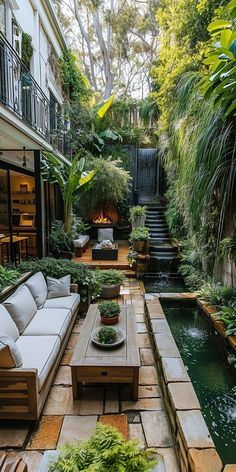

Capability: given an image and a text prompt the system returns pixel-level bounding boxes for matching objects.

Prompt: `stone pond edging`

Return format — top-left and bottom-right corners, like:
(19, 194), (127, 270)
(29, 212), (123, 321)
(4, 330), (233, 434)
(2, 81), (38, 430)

(144, 293), (236, 472)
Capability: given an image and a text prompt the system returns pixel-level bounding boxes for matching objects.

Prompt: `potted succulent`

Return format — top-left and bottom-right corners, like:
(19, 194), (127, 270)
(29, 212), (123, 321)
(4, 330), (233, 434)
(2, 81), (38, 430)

(129, 205), (147, 228)
(130, 226), (150, 254)
(98, 301), (120, 325)
(97, 326), (117, 344)
(96, 269), (125, 298)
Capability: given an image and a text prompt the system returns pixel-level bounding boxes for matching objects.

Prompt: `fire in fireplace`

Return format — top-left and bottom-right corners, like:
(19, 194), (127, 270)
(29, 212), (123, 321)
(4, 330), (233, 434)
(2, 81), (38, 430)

(92, 207), (119, 225)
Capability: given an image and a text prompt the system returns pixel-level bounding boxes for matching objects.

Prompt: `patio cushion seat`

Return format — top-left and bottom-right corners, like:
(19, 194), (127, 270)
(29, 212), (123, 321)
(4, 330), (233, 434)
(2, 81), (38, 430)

(25, 272), (48, 309)
(3, 285), (37, 334)
(0, 305), (19, 341)
(16, 335), (60, 391)
(73, 235), (89, 248)
(43, 293), (80, 314)
(21, 308), (72, 340)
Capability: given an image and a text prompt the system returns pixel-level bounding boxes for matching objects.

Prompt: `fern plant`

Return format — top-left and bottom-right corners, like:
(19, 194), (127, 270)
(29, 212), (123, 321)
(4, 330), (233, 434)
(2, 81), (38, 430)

(49, 424), (157, 472)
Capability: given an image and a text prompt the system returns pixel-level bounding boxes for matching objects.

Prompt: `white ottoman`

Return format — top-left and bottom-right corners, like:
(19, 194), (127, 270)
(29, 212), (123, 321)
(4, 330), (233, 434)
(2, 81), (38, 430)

(73, 235), (90, 257)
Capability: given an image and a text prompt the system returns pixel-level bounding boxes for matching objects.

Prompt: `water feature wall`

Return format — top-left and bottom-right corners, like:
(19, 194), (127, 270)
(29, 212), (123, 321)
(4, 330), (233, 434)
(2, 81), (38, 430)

(136, 148), (159, 203)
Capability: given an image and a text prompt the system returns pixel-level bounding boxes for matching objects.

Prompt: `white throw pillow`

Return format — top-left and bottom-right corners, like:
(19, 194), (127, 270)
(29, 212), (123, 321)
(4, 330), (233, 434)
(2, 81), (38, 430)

(98, 228), (114, 243)
(0, 335), (22, 368)
(25, 272), (48, 309)
(0, 305), (19, 341)
(47, 275), (71, 299)
(3, 285), (37, 334)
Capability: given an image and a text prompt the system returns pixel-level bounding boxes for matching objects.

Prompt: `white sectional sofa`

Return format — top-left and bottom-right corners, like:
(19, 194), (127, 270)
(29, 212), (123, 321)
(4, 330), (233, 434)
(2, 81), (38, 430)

(0, 272), (80, 420)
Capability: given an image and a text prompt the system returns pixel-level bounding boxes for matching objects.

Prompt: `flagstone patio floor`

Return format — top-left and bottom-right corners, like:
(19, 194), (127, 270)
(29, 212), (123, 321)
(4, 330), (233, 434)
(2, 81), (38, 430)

(0, 278), (180, 472)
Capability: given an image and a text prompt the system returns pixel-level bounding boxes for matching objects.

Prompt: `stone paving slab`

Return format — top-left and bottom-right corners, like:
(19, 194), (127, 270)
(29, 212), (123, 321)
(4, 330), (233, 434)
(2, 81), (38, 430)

(139, 365), (158, 385)
(104, 386), (119, 414)
(154, 334), (180, 358)
(27, 416), (63, 450)
(155, 448), (180, 472)
(77, 387), (104, 415)
(122, 398), (163, 412)
(139, 385), (162, 398)
(137, 333), (151, 348)
(58, 415), (97, 446)
(188, 448), (223, 472)
(53, 366), (72, 386)
(136, 322), (148, 333)
(140, 348), (155, 365)
(43, 386), (71, 415)
(60, 350), (73, 366)
(141, 411), (173, 448)
(151, 319), (172, 335)
(161, 357), (190, 383)
(129, 423), (145, 448)
(0, 421), (30, 448)
(168, 382), (201, 410)
(177, 410), (214, 449)
(223, 466), (236, 471)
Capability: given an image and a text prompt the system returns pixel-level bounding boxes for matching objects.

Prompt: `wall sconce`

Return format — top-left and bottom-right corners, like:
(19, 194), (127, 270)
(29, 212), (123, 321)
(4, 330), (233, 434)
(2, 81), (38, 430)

(17, 147), (30, 167)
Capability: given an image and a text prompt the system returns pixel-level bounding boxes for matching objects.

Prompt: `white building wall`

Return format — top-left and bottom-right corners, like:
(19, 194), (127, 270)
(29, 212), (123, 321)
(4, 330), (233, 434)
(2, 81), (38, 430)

(6, 0), (65, 103)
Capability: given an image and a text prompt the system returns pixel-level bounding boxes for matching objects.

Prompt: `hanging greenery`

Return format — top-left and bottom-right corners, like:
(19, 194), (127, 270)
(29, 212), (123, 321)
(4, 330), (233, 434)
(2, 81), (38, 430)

(21, 32), (33, 66)
(59, 49), (91, 103)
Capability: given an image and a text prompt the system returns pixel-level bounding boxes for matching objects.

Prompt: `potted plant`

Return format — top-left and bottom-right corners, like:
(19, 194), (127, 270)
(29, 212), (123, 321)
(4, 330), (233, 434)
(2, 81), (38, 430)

(49, 423), (157, 471)
(129, 205), (147, 228)
(130, 226), (150, 254)
(98, 301), (120, 325)
(96, 269), (125, 298)
(97, 326), (117, 343)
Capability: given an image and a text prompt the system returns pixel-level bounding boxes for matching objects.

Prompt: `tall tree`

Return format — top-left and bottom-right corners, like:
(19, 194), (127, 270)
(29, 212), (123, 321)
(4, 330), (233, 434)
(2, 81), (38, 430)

(53, 0), (158, 98)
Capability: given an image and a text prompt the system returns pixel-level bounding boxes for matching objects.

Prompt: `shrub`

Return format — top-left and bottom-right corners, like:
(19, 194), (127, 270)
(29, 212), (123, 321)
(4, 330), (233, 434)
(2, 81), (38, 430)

(96, 269), (125, 285)
(130, 226), (150, 241)
(213, 304), (236, 337)
(129, 205), (147, 222)
(0, 266), (20, 290)
(199, 283), (236, 307)
(17, 258), (101, 301)
(98, 301), (120, 318)
(49, 423), (157, 472)
(98, 326), (117, 344)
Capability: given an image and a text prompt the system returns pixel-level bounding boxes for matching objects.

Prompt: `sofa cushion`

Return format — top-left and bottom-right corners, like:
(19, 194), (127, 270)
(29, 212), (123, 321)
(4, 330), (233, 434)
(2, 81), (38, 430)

(22, 308), (72, 340)
(43, 293), (80, 314)
(98, 228), (114, 242)
(16, 335), (60, 391)
(47, 275), (71, 299)
(0, 335), (22, 368)
(0, 305), (19, 341)
(25, 272), (48, 309)
(3, 285), (37, 334)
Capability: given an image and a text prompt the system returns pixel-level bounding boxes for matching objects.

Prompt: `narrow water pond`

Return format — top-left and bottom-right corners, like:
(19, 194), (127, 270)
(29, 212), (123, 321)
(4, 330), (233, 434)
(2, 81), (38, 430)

(144, 277), (185, 293)
(162, 301), (236, 464)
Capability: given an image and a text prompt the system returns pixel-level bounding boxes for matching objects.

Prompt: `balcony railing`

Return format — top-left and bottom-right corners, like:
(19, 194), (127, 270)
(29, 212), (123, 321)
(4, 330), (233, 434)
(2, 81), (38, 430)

(0, 32), (67, 155)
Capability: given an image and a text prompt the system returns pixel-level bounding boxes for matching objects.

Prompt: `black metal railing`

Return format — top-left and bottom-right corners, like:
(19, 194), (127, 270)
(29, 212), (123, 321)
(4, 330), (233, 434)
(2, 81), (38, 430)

(0, 32), (67, 154)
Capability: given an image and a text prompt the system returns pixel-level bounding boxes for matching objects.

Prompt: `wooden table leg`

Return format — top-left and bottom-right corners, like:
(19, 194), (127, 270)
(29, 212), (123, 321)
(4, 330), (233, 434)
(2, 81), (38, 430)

(132, 368), (139, 400)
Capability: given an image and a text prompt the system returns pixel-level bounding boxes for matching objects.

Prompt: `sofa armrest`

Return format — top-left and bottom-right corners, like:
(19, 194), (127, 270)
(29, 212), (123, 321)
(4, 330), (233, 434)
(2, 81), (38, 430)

(70, 283), (79, 294)
(0, 368), (39, 420)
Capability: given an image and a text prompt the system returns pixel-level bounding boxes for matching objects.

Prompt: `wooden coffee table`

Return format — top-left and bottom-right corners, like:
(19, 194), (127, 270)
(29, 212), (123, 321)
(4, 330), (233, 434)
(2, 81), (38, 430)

(70, 304), (140, 400)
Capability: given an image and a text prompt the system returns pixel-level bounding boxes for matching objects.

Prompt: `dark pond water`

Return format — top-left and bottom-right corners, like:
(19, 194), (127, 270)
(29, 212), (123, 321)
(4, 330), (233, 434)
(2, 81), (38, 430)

(144, 276), (185, 293)
(162, 301), (236, 464)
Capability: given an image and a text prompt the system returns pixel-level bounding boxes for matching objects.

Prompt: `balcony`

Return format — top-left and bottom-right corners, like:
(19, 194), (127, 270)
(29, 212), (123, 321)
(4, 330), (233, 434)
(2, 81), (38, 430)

(0, 32), (67, 154)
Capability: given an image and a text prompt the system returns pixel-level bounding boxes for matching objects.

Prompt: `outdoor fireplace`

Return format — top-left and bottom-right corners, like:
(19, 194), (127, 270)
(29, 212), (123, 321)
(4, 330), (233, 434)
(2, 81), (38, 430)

(92, 205), (119, 226)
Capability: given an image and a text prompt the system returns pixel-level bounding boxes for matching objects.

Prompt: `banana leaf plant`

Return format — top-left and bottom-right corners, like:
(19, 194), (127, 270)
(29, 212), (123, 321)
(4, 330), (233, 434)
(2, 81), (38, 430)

(42, 152), (97, 232)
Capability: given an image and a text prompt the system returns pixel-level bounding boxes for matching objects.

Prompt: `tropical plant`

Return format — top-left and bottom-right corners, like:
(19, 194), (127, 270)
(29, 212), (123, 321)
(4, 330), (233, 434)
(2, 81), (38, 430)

(47, 223), (74, 257)
(0, 266), (19, 290)
(129, 206), (147, 222)
(199, 282), (236, 306)
(213, 304), (236, 336)
(130, 227), (150, 241)
(202, 0), (236, 118)
(17, 258), (101, 302)
(97, 326), (117, 344)
(219, 237), (236, 261)
(49, 423), (156, 472)
(42, 153), (96, 232)
(96, 270), (125, 286)
(21, 32), (33, 66)
(98, 301), (121, 318)
(72, 217), (90, 235)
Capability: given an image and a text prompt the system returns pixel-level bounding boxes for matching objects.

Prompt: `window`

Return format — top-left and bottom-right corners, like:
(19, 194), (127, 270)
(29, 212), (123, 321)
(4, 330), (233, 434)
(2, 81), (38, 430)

(0, 0), (5, 35)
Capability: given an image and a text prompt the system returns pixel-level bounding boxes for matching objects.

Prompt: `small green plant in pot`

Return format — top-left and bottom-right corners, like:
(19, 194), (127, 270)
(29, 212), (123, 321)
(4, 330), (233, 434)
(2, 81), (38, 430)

(96, 269), (125, 298)
(130, 226), (150, 254)
(98, 301), (120, 325)
(129, 205), (147, 228)
(97, 326), (117, 344)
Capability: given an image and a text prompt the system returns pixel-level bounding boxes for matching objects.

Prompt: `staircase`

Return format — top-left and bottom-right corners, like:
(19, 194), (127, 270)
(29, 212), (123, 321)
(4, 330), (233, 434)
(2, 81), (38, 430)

(145, 201), (179, 273)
